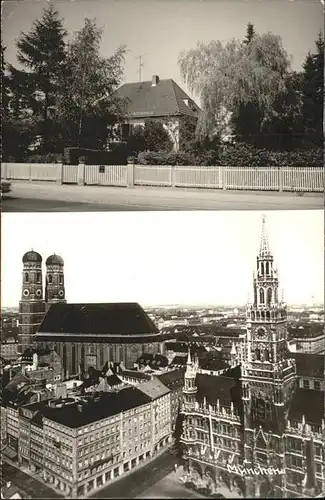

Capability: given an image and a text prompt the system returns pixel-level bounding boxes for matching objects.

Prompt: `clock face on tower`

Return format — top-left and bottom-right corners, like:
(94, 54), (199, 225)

(256, 327), (267, 340)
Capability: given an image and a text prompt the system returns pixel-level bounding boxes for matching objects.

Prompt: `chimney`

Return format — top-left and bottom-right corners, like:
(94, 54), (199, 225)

(77, 404), (83, 412)
(152, 75), (159, 87)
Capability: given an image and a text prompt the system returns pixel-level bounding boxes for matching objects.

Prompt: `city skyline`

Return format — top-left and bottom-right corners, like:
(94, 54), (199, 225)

(3, 0), (323, 102)
(1, 210), (323, 308)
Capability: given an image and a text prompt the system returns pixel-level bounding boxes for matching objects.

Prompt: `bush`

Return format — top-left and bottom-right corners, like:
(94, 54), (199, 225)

(137, 151), (196, 166)
(24, 153), (63, 163)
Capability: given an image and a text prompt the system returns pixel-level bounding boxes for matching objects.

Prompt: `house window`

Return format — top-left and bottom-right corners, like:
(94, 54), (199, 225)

(99, 166), (105, 174)
(314, 381), (320, 390)
(303, 379), (310, 389)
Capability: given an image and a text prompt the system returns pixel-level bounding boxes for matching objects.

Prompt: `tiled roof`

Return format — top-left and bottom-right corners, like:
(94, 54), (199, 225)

(156, 368), (186, 387)
(288, 388), (324, 426)
(170, 355), (188, 366)
(36, 303), (159, 336)
(138, 378), (170, 400)
(115, 78), (201, 119)
(41, 388), (152, 428)
(195, 373), (243, 413)
(293, 353), (324, 379)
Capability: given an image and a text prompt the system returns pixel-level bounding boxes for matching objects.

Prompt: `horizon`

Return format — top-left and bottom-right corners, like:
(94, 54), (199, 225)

(1, 210), (323, 308)
(2, 0), (323, 103)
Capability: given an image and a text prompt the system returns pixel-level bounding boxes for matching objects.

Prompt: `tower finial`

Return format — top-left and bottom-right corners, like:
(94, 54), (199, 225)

(187, 347), (192, 366)
(260, 214), (270, 256)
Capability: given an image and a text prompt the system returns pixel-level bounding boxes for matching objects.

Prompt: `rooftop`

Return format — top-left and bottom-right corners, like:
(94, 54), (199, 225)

(36, 303), (159, 337)
(137, 378), (170, 400)
(293, 352), (324, 379)
(41, 387), (152, 428)
(115, 77), (201, 119)
(288, 388), (324, 426)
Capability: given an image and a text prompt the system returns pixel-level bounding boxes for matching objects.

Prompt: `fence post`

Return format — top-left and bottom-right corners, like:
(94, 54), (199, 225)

(127, 162), (134, 188)
(218, 166), (224, 189)
(56, 163), (63, 185)
(78, 163), (85, 186)
(29, 163), (32, 182)
(278, 167), (283, 192)
(2, 163), (7, 179)
(171, 165), (176, 188)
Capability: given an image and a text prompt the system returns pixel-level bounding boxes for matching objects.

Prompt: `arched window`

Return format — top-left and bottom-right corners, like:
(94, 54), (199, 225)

(255, 348), (261, 361)
(261, 262), (264, 276)
(267, 288), (272, 305)
(261, 311), (265, 320)
(37, 273), (41, 283)
(256, 311), (260, 320)
(259, 288), (265, 304)
(266, 261), (270, 275)
(48, 274), (53, 284)
(25, 272), (29, 282)
(59, 274), (64, 285)
(251, 311), (255, 321)
(275, 289), (278, 303)
(266, 311), (270, 321)
(253, 288), (257, 305)
(264, 349), (269, 362)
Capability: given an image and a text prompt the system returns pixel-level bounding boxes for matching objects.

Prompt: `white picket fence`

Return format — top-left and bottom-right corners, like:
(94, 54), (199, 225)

(1, 163), (324, 192)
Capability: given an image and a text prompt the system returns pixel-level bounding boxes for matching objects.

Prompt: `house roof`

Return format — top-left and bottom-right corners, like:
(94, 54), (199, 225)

(115, 78), (201, 119)
(288, 388), (324, 426)
(138, 378), (170, 400)
(195, 373), (243, 414)
(156, 367), (186, 388)
(41, 388), (152, 428)
(170, 355), (188, 366)
(293, 353), (324, 379)
(120, 370), (151, 380)
(36, 303), (160, 339)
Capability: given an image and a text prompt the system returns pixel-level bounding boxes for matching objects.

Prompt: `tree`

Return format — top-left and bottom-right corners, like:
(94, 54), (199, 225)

(56, 18), (127, 150)
(178, 29), (291, 144)
(128, 120), (173, 154)
(7, 4), (67, 153)
(300, 33), (324, 148)
(243, 22), (256, 45)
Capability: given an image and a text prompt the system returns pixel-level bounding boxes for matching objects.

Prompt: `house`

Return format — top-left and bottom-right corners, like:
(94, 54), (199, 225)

(114, 75), (201, 150)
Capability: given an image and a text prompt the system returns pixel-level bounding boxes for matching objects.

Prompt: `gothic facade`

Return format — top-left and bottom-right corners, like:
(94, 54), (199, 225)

(180, 218), (325, 498)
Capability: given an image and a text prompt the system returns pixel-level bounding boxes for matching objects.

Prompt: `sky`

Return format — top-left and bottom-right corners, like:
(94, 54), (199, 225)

(2, 0), (324, 101)
(1, 210), (324, 308)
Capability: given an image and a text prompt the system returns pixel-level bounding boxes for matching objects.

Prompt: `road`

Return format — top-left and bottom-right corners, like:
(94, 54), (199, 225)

(90, 449), (179, 499)
(135, 470), (203, 499)
(1, 461), (63, 499)
(2, 181), (323, 211)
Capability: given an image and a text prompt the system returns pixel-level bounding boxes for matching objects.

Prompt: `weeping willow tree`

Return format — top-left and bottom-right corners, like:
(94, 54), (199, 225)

(178, 28), (291, 144)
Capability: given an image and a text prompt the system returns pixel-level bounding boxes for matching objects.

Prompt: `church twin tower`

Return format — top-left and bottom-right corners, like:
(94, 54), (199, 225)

(19, 250), (66, 352)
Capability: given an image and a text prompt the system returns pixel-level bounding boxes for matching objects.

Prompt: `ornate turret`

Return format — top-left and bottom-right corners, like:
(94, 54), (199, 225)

(45, 253), (66, 311)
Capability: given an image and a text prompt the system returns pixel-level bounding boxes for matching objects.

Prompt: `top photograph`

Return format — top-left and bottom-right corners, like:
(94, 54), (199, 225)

(1, 0), (324, 212)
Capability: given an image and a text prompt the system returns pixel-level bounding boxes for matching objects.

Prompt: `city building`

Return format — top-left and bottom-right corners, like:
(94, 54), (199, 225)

(14, 385), (172, 498)
(180, 218), (325, 499)
(290, 332), (325, 354)
(34, 302), (165, 372)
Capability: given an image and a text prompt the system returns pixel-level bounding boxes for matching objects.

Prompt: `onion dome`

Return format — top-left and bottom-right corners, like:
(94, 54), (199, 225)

(46, 254), (64, 266)
(22, 250), (42, 263)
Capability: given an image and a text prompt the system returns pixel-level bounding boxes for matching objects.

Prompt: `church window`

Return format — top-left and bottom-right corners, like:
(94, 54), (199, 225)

(256, 311), (260, 320)
(261, 311), (265, 320)
(260, 262), (264, 275)
(37, 273), (41, 283)
(259, 288), (265, 304)
(25, 273), (29, 282)
(264, 349), (269, 362)
(251, 311), (255, 321)
(267, 288), (272, 305)
(266, 262), (270, 275)
(48, 274), (53, 284)
(255, 348), (261, 361)
(59, 274), (63, 285)
(266, 311), (270, 320)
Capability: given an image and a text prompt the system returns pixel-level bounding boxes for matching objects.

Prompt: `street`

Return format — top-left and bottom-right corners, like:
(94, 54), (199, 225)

(2, 181), (323, 211)
(90, 449), (178, 498)
(1, 461), (63, 499)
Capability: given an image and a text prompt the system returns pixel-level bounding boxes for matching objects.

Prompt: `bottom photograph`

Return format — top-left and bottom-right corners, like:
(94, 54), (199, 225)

(1, 210), (324, 500)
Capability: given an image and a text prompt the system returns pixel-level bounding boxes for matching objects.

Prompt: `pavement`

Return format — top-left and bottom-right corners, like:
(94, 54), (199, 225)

(90, 448), (176, 499)
(2, 181), (323, 211)
(1, 461), (63, 499)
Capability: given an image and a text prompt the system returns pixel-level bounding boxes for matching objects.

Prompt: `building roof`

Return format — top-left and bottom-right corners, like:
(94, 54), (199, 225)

(36, 303), (160, 338)
(156, 367), (186, 388)
(137, 378), (170, 400)
(195, 373), (243, 414)
(41, 388), (152, 428)
(22, 250), (42, 263)
(293, 353), (324, 379)
(170, 355), (188, 366)
(288, 388), (324, 426)
(120, 370), (151, 380)
(115, 77), (201, 119)
(45, 254), (64, 266)
(199, 358), (229, 371)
